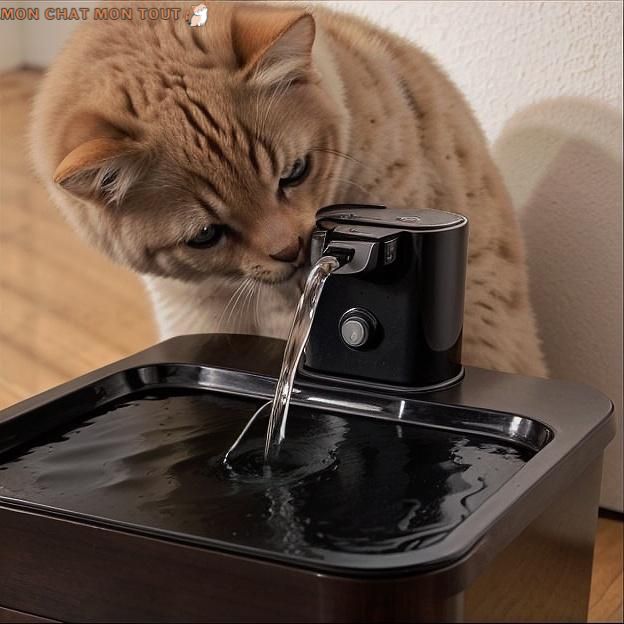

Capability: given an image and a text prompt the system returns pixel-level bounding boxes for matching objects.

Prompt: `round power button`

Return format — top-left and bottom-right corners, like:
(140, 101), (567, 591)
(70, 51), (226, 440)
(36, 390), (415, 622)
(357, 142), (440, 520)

(340, 314), (371, 349)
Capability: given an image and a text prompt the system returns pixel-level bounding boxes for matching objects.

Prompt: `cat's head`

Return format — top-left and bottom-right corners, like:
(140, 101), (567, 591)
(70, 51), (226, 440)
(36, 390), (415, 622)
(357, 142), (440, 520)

(45, 6), (348, 289)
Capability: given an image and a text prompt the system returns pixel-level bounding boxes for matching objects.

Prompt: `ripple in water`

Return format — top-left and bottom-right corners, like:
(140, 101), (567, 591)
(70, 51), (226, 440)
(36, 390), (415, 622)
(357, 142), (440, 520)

(0, 391), (534, 563)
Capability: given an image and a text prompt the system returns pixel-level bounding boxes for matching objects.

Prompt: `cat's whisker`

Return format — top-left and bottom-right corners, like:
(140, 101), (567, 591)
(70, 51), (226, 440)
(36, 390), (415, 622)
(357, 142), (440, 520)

(231, 277), (255, 334)
(309, 147), (367, 168)
(245, 279), (257, 325)
(239, 278), (258, 334)
(217, 277), (251, 333)
(208, 278), (238, 327)
(322, 174), (374, 198)
(216, 284), (240, 333)
(207, 277), (238, 316)
(226, 281), (244, 334)
(236, 278), (256, 334)
(230, 279), (252, 334)
(254, 281), (263, 331)
(246, 280), (260, 333)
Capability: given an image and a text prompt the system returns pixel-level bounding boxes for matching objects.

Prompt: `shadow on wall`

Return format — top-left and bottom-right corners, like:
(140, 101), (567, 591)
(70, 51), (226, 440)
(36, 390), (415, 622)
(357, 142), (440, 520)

(493, 97), (623, 511)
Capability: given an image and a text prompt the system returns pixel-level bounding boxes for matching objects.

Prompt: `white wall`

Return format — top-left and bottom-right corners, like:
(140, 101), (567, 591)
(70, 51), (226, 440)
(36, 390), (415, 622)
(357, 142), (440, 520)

(21, 3), (78, 68)
(1, 1), (622, 510)
(0, 19), (23, 71)
(0, 1), (77, 67)
(330, 1), (622, 141)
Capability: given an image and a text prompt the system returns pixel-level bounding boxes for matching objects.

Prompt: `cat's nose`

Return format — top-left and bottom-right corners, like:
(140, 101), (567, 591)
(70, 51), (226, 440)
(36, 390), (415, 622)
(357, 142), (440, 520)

(270, 237), (303, 264)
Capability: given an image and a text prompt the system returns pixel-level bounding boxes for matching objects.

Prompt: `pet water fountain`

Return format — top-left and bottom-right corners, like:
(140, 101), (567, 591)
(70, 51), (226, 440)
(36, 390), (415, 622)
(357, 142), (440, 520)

(0, 205), (614, 623)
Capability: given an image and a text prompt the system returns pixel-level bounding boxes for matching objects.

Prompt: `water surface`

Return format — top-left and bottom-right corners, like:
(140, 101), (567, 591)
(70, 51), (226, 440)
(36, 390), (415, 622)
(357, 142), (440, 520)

(0, 390), (532, 564)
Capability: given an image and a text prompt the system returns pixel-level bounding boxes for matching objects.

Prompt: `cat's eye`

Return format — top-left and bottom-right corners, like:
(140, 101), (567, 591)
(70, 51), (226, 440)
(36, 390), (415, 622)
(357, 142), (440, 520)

(279, 156), (310, 188)
(187, 224), (225, 249)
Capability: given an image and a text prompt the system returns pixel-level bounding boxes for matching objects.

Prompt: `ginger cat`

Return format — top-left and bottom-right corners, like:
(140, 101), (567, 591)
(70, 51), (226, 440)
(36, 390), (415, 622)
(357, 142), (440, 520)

(31, 2), (547, 377)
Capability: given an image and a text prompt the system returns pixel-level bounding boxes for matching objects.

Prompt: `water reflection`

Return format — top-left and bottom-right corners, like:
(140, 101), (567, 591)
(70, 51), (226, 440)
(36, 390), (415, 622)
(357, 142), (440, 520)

(0, 391), (533, 562)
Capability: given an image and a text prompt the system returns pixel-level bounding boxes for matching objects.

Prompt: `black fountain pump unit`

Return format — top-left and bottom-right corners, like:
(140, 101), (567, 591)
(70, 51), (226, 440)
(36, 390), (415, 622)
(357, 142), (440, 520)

(304, 204), (469, 391)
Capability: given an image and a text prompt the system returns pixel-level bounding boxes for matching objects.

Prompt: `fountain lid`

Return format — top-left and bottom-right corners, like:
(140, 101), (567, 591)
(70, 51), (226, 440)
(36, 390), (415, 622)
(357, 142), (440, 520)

(317, 204), (467, 230)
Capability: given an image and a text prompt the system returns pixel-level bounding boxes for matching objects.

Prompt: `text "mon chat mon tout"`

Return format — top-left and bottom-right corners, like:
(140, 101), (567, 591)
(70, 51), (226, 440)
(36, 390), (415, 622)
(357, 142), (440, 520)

(1, 7), (181, 21)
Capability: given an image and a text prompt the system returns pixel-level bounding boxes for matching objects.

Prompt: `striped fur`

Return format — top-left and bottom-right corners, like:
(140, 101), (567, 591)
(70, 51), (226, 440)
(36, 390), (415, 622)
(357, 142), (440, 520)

(32, 1), (546, 377)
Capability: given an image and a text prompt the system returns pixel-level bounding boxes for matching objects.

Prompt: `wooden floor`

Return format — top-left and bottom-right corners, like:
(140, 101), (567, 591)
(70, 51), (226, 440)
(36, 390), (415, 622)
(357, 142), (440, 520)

(0, 70), (157, 408)
(0, 70), (622, 623)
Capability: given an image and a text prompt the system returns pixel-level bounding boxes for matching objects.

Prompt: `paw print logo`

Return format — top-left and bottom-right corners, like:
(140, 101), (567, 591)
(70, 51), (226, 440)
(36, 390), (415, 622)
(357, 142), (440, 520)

(187, 4), (208, 27)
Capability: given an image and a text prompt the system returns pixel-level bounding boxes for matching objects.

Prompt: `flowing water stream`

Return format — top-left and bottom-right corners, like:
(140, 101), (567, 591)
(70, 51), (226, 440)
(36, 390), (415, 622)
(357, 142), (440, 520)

(263, 255), (341, 463)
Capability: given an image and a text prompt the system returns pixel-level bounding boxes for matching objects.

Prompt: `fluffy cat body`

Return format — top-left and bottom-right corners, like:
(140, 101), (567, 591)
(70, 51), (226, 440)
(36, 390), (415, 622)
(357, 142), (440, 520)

(31, 1), (547, 377)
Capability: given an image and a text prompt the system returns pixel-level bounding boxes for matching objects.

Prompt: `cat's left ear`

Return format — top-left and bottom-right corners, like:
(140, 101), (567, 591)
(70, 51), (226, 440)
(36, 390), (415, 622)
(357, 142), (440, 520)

(53, 112), (146, 206)
(232, 9), (318, 86)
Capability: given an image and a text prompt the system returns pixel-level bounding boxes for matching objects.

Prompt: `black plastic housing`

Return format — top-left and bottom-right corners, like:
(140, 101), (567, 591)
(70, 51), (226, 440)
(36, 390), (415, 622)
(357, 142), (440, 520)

(303, 205), (469, 390)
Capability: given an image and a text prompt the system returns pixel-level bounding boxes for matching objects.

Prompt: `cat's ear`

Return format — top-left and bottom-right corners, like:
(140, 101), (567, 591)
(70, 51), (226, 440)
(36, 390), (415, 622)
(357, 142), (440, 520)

(53, 113), (146, 206)
(232, 9), (317, 86)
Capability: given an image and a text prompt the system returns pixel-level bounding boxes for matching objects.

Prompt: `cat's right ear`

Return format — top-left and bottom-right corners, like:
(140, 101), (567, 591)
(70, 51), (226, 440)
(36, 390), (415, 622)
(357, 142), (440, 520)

(231, 8), (317, 86)
(53, 113), (146, 206)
